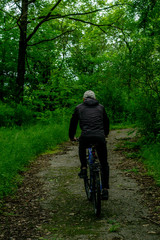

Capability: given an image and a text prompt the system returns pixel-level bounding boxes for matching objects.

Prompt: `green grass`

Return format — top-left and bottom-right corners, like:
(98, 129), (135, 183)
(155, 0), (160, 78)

(108, 223), (121, 233)
(0, 119), (69, 198)
(142, 143), (160, 186)
(110, 122), (136, 130)
(124, 168), (139, 174)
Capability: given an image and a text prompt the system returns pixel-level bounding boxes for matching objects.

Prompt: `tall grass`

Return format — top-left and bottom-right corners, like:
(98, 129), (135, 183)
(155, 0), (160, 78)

(0, 119), (69, 198)
(142, 143), (160, 186)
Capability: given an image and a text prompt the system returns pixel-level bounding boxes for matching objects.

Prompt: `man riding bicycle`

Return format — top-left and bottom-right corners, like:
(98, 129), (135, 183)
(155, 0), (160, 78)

(69, 90), (109, 200)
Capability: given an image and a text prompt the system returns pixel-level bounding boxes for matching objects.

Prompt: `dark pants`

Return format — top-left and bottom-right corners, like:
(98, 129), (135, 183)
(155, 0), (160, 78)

(79, 135), (109, 189)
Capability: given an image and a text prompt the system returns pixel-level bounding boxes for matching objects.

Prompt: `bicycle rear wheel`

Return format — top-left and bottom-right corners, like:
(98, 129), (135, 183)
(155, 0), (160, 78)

(84, 169), (92, 201)
(92, 172), (101, 216)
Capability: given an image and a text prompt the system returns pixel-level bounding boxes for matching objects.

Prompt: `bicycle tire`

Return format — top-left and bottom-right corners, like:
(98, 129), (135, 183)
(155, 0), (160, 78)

(84, 168), (92, 201)
(92, 172), (101, 216)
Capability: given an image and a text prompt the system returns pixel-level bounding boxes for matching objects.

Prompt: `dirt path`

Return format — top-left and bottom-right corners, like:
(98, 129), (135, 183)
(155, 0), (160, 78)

(0, 129), (160, 239)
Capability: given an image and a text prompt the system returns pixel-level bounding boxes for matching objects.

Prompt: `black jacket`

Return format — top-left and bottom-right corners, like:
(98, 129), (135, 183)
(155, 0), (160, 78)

(69, 98), (109, 139)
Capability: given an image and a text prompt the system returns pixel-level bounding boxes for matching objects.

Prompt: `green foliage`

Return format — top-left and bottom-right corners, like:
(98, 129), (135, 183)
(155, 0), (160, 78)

(0, 102), (14, 127)
(100, 82), (129, 123)
(108, 224), (120, 233)
(0, 102), (35, 127)
(14, 104), (35, 126)
(134, 93), (160, 138)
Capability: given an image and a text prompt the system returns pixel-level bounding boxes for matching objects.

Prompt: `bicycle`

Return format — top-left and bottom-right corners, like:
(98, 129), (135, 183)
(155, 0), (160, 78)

(83, 144), (102, 217)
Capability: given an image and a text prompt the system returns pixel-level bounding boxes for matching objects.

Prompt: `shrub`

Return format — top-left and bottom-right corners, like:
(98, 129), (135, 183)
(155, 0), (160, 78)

(135, 94), (160, 139)
(0, 102), (35, 127)
(14, 104), (35, 126)
(0, 102), (14, 127)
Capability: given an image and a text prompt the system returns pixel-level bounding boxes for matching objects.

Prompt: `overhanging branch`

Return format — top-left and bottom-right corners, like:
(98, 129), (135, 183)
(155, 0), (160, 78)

(27, 29), (75, 46)
(26, 1), (132, 43)
(29, 3), (126, 22)
(67, 17), (113, 27)
(0, 8), (18, 20)
(27, 0), (63, 42)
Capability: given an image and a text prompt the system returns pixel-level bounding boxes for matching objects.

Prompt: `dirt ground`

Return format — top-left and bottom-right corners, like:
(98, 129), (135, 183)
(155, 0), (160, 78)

(0, 129), (160, 240)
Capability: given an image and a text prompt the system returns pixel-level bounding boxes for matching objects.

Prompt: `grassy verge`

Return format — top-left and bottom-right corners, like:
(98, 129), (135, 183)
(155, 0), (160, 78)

(0, 119), (69, 198)
(142, 143), (160, 186)
(116, 133), (160, 186)
(110, 122), (136, 130)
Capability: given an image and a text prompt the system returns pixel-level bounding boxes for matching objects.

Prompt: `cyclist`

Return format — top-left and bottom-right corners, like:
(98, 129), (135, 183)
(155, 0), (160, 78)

(69, 90), (109, 200)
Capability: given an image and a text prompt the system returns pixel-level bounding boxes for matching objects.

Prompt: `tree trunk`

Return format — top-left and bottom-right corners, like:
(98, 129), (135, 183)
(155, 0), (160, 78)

(0, 16), (7, 101)
(16, 0), (28, 103)
(0, 48), (5, 102)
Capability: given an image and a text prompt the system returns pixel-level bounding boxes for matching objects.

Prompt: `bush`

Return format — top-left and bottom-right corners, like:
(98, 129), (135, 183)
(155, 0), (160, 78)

(0, 102), (35, 127)
(135, 94), (160, 139)
(0, 102), (15, 127)
(14, 104), (35, 126)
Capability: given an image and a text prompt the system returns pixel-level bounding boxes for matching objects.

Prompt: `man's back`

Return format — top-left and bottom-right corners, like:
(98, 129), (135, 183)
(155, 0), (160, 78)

(76, 98), (107, 136)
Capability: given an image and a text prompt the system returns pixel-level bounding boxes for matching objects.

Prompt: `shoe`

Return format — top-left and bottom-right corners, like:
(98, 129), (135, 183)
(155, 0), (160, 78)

(78, 169), (87, 178)
(101, 189), (109, 200)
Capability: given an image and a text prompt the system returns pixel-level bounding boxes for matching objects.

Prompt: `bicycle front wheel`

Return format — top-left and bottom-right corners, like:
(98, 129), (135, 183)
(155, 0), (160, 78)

(92, 172), (101, 217)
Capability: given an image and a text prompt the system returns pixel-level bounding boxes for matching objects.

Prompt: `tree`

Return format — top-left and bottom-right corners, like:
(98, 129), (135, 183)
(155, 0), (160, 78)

(1, 0), (126, 103)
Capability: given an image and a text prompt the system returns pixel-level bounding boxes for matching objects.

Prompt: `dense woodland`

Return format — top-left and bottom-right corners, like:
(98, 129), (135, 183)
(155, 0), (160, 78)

(0, 0), (160, 196)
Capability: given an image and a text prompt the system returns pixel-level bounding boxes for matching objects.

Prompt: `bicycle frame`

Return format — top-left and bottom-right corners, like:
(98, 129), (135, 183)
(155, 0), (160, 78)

(88, 146), (102, 181)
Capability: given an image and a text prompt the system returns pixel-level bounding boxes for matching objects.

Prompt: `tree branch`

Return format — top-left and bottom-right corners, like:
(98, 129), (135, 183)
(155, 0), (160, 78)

(0, 8), (18, 20)
(26, 0), (63, 42)
(26, 2), (131, 43)
(57, 3), (125, 17)
(29, 3), (126, 22)
(67, 17), (114, 27)
(14, 1), (22, 10)
(28, 0), (36, 4)
(27, 29), (75, 46)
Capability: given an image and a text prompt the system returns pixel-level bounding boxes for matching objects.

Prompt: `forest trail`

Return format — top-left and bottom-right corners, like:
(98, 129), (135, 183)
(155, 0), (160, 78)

(0, 129), (160, 240)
